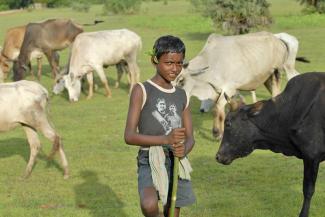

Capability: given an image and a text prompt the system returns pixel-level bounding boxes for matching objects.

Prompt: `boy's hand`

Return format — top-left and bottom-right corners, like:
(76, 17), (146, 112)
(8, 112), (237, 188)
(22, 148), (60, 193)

(166, 128), (185, 145)
(171, 142), (185, 158)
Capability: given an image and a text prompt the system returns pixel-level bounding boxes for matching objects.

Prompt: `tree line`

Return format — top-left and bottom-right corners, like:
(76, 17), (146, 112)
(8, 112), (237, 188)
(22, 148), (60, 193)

(1, 0), (324, 35)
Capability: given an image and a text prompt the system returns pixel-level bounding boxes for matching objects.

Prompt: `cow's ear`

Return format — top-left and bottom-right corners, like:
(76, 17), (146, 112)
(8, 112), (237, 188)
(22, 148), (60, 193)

(248, 101), (264, 117)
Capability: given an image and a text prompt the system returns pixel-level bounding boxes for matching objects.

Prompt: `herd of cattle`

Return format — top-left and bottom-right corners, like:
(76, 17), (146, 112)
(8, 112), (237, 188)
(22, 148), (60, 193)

(0, 18), (324, 217)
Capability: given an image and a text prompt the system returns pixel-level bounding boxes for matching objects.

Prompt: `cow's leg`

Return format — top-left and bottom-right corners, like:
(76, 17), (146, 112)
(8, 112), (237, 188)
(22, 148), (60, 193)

(95, 66), (112, 98)
(115, 62), (124, 88)
(22, 126), (41, 178)
(124, 63), (131, 86)
(125, 55), (140, 93)
(250, 91), (257, 102)
(27, 61), (35, 79)
(86, 72), (94, 100)
(264, 70), (281, 97)
(121, 61), (131, 86)
(299, 159), (319, 217)
(38, 115), (69, 179)
(212, 98), (227, 139)
(37, 57), (42, 80)
(44, 50), (60, 78)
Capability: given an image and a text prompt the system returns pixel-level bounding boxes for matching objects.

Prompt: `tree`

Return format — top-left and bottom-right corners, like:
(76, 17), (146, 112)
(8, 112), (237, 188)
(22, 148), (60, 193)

(190, 0), (272, 35)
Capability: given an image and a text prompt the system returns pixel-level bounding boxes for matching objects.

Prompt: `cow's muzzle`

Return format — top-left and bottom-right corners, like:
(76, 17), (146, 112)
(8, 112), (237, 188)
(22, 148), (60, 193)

(216, 152), (233, 165)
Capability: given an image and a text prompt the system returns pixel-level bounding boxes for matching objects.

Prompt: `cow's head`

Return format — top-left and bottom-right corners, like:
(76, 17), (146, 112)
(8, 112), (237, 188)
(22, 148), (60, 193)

(216, 101), (264, 165)
(52, 76), (65, 95)
(12, 60), (28, 81)
(62, 72), (82, 102)
(52, 67), (69, 95)
(174, 66), (221, 101)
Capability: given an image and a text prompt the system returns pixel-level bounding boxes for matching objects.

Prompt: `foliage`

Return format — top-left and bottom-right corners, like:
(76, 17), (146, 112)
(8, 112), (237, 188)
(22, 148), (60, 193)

(0, 4), (9, 11)
(102, 0), (142, 14)
(71, 0), (90, 12)
(190, 0), (272, 35)
(0, 0), (30, 9)
(297, 0), (325, 13)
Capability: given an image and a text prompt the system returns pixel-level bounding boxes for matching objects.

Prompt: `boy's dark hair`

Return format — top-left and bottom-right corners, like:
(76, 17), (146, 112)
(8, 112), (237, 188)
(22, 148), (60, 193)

(153, 35), (186, 61)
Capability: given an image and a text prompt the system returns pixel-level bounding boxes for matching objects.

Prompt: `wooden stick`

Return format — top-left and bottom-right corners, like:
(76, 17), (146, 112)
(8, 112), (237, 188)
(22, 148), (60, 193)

(169, 156), (179, 217)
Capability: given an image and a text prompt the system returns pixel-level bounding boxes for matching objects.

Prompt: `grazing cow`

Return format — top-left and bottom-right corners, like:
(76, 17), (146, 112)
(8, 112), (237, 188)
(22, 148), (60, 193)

(175, 31), (309, 138)
(54, 29), (141, 101)
(13, 18), (83, 81)
(52, 60), (129, 95)
(0, 25), (60, 81)
(0, 80), (69, 178)
(216, 72), (325, 217)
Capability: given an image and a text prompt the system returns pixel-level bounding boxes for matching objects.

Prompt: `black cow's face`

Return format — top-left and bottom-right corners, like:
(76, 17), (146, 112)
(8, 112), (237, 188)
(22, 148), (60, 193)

(216, 104), (261, 165)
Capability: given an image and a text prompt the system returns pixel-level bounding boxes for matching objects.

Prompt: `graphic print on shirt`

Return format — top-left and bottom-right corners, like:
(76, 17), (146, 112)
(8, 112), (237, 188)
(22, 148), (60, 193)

(151, 98), (181, 135)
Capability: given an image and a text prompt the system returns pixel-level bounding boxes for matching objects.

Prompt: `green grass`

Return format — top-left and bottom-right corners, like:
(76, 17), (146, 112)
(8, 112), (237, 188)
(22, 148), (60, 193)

(0, 0), (325, 216)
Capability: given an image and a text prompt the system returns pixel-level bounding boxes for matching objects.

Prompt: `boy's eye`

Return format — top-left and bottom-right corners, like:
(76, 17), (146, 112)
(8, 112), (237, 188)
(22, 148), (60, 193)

(164, 61), (183, 67)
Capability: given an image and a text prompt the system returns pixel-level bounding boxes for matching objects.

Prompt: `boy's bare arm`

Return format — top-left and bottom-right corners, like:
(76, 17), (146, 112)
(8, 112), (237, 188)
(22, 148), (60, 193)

(124, 84), (185, 146)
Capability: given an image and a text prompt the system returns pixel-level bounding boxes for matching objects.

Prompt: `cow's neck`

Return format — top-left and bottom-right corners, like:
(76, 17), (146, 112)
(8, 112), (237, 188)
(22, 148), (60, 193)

(253, 123), (302, 158)
(251, 101), (303, 158)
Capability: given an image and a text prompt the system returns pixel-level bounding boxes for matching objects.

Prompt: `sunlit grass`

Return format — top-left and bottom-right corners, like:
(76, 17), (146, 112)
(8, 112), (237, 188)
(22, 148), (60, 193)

(0, 0), (325, 216)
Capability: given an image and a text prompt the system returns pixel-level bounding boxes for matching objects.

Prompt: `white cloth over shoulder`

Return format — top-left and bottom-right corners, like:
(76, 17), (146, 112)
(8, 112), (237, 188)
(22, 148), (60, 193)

(148, 146), (193, 205)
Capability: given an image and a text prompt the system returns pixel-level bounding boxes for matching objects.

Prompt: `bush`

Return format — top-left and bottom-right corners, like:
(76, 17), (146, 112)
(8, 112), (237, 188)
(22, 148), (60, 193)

(191, 0), (272, 35)
(103, 0), (141, 14)
(299, 1), (325, 13)
(0, 4), (9, 11)
(71, 1), (90, 12)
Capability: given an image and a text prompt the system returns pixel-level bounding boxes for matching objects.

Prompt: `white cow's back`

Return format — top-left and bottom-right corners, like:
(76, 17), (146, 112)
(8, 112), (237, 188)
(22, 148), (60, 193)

(0, 80), (48, 131)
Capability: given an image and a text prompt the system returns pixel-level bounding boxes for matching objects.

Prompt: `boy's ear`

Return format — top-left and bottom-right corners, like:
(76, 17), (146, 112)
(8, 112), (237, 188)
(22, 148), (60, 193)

(151, 56), (158, 65)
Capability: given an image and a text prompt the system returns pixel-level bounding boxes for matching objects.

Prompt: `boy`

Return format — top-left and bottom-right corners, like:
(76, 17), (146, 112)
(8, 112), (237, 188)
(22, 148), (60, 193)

(124, 35), (196, 217)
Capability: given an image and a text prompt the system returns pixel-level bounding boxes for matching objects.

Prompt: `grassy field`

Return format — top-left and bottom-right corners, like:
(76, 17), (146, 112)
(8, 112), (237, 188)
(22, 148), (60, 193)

(0, 1), (325, 216)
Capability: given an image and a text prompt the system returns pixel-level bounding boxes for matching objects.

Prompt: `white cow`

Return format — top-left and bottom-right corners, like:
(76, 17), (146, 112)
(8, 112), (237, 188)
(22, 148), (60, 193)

(0, 80), (69, 178)
(175, 31), (308, 138)
(53, 29), (142, 101)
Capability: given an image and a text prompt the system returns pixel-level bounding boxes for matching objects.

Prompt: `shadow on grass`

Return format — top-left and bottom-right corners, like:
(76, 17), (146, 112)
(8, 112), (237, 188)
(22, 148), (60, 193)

(0, 138), (29, 160)
(191, 154), (302, 217)
(74, 170), (128, 217)
(0, 137), (66, 176)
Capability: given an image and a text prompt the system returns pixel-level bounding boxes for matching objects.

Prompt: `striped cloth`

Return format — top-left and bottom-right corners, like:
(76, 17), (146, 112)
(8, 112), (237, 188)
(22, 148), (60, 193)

(148, 146), (193, 205)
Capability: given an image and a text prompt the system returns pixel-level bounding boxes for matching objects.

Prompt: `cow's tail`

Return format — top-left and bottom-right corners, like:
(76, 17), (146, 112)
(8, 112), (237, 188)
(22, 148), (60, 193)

(296, 57), (310, 63)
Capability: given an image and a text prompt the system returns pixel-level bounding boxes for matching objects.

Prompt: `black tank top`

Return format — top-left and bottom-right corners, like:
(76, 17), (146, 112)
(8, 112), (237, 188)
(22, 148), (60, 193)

(138, 80), (188, 146)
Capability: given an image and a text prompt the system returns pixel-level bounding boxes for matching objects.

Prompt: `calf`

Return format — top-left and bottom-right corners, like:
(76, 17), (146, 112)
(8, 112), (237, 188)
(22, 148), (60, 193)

(216, 72), (325, 217)
(0, 80), (69, 178)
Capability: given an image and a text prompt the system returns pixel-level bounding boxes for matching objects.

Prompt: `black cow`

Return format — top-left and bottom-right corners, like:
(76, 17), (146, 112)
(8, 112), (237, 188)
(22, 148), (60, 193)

(216, 72), (325, 217)
(13, 19), (83, 81)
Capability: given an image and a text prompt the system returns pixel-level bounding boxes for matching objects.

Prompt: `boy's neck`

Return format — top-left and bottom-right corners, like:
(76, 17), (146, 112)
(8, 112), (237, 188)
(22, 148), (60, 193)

(151, 75), (173, 89)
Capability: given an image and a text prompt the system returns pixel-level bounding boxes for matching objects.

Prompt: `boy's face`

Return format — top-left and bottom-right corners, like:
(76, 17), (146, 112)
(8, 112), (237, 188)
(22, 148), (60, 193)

(155, 52), (184, 82)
